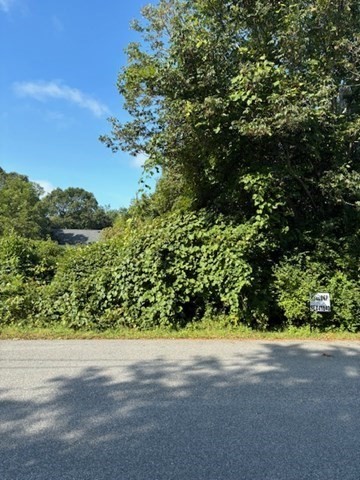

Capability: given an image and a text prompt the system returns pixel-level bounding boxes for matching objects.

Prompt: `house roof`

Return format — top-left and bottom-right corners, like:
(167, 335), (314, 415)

(52, 229), (102, 245)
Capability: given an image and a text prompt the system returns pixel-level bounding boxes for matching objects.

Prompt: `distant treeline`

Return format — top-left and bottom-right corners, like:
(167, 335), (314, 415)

(0, 167), (120, 237)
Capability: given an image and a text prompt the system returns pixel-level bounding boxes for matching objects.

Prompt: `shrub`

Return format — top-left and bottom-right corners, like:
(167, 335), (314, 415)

(0, 273), (38, 325)
(0, 234), (63, 326)
(109, 212), (254, 328)
(4, 216), (357, 332)
(273, 252), (360, 331)
(40, 211), (268, 330)
(37, 241), (123, 329)
(0, 234), (63, 280)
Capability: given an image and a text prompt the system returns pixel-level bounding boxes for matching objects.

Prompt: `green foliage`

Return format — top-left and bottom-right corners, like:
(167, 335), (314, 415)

(37, 241), (123, 329)
(98, 0), (360, 332)
(0, 272), (37, 325)
(0, 234), (63, 325)
(1, 218), (358, 332)
(0, 234), (38, 277)
(2, 2), (360, 333)
(38, 211), (276, 330)
(274, 252), (360, 331)
(0, 167), (47, 238)
(101, 0), (360, 226)
(150, 169), (193, 215)
(0, 234), (63, 280)
(41, 187), (113, 230)
(108, 211), (255, 328)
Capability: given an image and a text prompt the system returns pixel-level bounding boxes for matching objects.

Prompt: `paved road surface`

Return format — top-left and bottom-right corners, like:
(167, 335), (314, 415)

(1, 340), (359, 480)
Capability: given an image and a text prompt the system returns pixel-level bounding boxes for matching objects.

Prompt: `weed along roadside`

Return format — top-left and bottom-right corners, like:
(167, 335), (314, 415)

(1, 322), (360, 341)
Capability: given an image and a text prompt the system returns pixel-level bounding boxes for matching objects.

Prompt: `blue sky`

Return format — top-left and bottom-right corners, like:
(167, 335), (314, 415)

(0, 0), (155, 209)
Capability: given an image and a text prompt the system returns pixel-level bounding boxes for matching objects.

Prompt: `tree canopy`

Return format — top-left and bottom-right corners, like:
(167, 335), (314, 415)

(0, 168), (116, 237)
(0, 168), (47, 238)
(41, 187), (113, 230)
(102, 0), (360, 234)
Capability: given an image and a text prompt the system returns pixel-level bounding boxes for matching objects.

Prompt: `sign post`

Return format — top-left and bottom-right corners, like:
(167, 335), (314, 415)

(309, 293), (331, 332)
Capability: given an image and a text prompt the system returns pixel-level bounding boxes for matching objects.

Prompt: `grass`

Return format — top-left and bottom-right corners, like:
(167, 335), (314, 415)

(1, 319), (360, 341)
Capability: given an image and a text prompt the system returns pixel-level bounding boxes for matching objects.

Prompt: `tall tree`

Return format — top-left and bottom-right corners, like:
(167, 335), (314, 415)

(101, 0), (360, 241)
(42, 187), (113, 229)
(0, 168), (46, 238)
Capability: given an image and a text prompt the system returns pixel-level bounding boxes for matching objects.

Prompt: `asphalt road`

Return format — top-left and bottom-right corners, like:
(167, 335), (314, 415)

(1, 340), (359, 480)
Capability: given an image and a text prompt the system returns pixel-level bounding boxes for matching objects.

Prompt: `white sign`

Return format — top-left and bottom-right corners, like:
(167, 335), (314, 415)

(310, 293), (331, 312)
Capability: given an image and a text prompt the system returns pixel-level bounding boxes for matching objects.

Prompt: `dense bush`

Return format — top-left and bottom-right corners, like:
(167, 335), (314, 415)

(1, 214), (359, 332)
(0, 272), (37, 325)
(37, 241), (122, 329)
(107, 212), (256, 329)
(0, 235), (63, 325)
(38, 212), (262, 329)
(274, 251), (360, 331)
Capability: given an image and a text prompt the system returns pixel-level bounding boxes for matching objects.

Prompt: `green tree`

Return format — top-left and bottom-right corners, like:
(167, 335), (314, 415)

(0, 167), (47, 238)
(98, 0), (360, 329)
(102, 0), (360, 235)
(41, 187), (113, 229)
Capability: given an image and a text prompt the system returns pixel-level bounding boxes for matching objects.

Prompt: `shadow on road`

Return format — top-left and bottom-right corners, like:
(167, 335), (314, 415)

(1, 342), (359, 480)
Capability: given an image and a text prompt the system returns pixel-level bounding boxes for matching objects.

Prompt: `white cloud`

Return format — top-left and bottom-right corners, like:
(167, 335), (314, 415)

(0, 0), (15, 13)
(13, 80), (110, 117)
(33, 180), (55, 197)
(131, 153), (148, 169)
